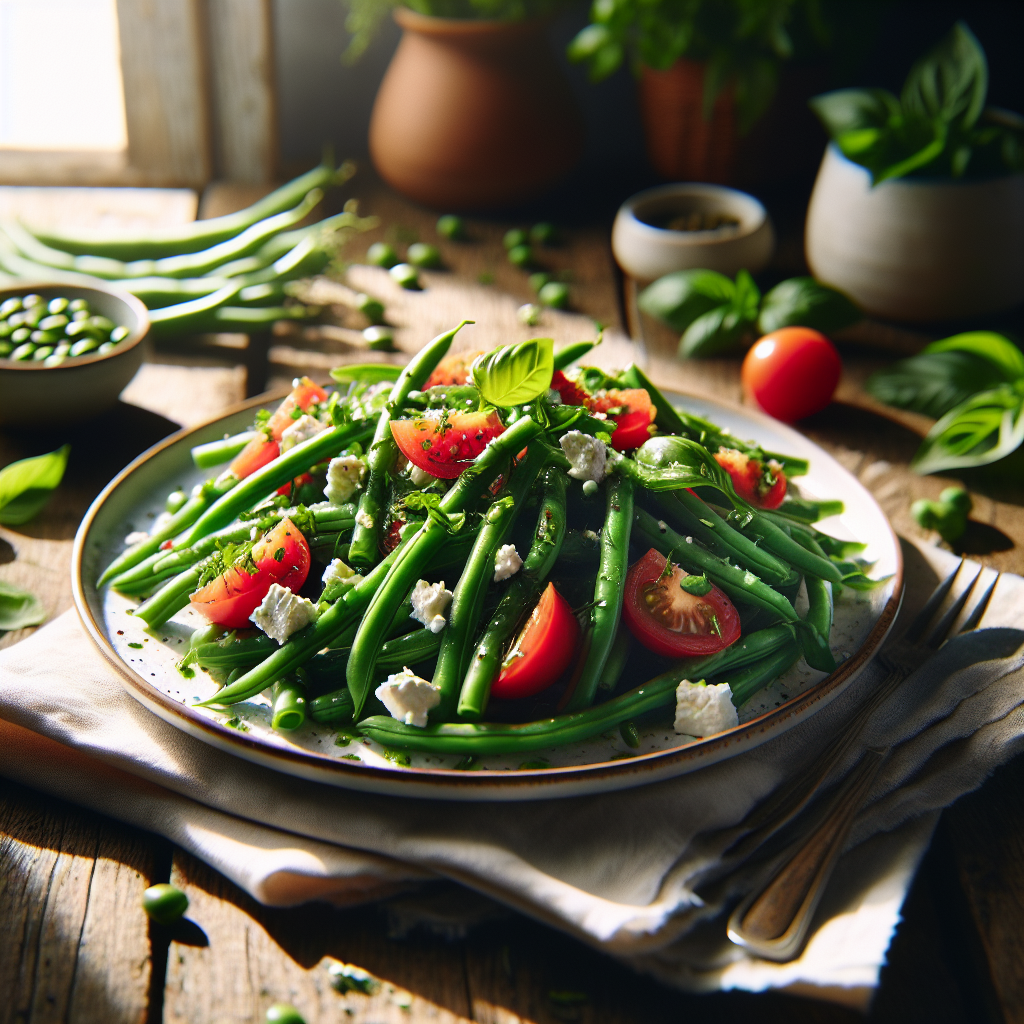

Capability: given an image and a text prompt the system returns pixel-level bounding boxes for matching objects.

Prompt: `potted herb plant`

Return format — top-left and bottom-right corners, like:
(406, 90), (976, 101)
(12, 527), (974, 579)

(343, 0), (584, 210)
(805, 22), (1024, 322)
(566, 0), (838, 184)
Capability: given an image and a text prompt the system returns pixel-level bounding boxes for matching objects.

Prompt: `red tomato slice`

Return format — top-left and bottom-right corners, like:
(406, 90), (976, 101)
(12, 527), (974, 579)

(491, 583), (580, 700)
(229, 436), (280, 479)
(276, 472), (315, 497)
(713, 448), (787, 509)
(189, 517), (311, 629)
(424, 351), (484, 388)
(550, 369), (589, 407)
(587, 388), (655, 451)
(266, 377), (328, 439)
(390, 409), (505, 479)
(622, 548), (740, 659)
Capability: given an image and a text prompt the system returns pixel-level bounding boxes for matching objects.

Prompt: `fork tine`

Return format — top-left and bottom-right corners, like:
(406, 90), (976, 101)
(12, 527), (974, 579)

(957, 571), (1000, 635)
(923, 565), (984, 650)
(904, 559), (965, 645)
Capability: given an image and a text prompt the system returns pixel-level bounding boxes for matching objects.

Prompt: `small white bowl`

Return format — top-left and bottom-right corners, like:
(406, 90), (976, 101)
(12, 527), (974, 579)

(612, 183), (775, 282)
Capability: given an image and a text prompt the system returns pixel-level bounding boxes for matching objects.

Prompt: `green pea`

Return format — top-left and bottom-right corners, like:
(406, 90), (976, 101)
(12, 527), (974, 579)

(503, 228), (528, 250)
(44, 353), (67, 367)
(530, 222), (557, 245)
(389, 263), (420, 289)
(265, 1003), (305, 1024)
(517, 303), (541, 326)
(939, 486), (972, 516)
(24, 307), (45, 328)
(528, 271), (552, 293)
(0, 340), (13, 356)
(40, 314), (69, 331)
(7, 311), (28, 328)
(538, 281), (569, 309)
(66, 320), (92, 338)
(110, 324), (131, 343)
(407, 242), (441, 268)
(0, 297), (22, 316)
(69, 298), (90, 312)
(436, 214), (465, 240)
(11, 327), (31, 343)
(70, 338), (100, 357)
(54, 342), (71, 357)
(31, 329), (61, 345)
(166, 489), (188, 514)
(0, 321), (12, 339)
(362, 325), (394, 350)
(72, 308), (91, 322)
(47, 297), (70, 314)
(355, 293), (385, 324)
(88, 315), (115, 333)
(142, 882), (189, 924)
(11, 342), (35, 360)
(507, 244), (533, 268)
(367, 242), (398, 268)
(32, 345), (54, 361)
(22, 293), (44, 307)
(97, 341), (117, 355)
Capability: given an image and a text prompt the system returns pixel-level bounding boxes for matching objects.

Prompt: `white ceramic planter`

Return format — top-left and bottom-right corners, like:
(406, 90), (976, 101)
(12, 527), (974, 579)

(612, 183), (774, 282)
(805, 145), (1024, 322)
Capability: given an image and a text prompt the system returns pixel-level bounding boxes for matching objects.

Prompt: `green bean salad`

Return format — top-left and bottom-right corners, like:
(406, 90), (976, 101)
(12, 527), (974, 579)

(99, 326), (888, 768)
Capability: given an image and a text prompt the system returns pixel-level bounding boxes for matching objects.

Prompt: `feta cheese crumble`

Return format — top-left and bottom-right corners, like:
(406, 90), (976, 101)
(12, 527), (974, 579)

(559, 430), (608, 483)
(322, 558), (364, 588)
(375, 667), (441, 728)
(124, 531), (150, 546)
(324, 455), (367, 504)
(674, 679), (738, 737)
(409, 463), (436, 487)
(493, 544), (522, 581)
(279, 414), (326, 452)
(354, 508), (374, 530)
(410, 579), (453, 633)
(250, 583), (318, 644)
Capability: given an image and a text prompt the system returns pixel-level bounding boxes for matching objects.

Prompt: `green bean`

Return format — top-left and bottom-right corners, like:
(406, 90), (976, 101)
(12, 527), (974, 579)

(728, 509), (844, 585)
(309, 687), (355, 725)
(147, 280), (247, 336)
(191, 431), (260, 469)
(357, 625), (793, 753)
(349, 320), (472, 567)
(633, 508), (799, 624)
(134, 568), (201, 627)
(653, 489), (793, 586)
(564, 474), (635, 712)
(110, 566), (182, 596)
(457, 461), (568, 720)
(176, 420), (374, 548)
(433, 496), (518, 720)
(194, 634), (276, 669)
(772, 498), (844, 524)
(552, 340), (597, 370)
(598, 625), (631, 693)
(272, 676), (307, 731)
(31, 155), (349, 260)
(787, 528), (837, 673)
(206, 305), (314, 332)
(716, 640), (803, 707)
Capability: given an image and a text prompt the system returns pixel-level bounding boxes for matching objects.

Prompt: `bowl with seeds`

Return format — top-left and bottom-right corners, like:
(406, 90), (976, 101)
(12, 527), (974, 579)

(0, 282), (149, 426)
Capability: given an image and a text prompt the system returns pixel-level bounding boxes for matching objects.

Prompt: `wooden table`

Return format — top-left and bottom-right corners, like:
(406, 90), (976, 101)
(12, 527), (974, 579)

(1, 176), (1023, 1024)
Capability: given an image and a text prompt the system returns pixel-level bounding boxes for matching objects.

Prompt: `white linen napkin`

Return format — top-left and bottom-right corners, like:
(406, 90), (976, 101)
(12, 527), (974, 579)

(1, 538), (1022, 1003)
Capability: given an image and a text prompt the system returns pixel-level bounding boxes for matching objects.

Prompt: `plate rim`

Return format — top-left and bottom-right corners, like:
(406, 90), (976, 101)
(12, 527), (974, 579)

(72, 388), (903, 801)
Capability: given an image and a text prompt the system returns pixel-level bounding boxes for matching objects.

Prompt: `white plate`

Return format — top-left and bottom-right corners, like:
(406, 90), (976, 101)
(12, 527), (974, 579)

(73, 391), (902, 801)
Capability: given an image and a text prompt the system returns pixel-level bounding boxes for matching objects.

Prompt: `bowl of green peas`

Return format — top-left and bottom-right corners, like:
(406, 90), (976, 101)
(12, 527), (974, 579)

(0, 282), (149, 426)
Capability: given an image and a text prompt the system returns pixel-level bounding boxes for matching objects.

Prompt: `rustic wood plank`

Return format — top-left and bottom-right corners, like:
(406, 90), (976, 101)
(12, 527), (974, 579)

(0, 781), (163, 1024)
(116, 0), (212, 187)
(205, 0), (278, 183)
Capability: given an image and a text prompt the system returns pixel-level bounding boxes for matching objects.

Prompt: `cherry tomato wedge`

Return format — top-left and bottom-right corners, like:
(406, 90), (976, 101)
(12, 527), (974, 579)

(424, 351), (484, 388)
(622, 548), (740, 659)
(491, 582), (580, 700)
(550, 369), (589, 407)
(229, 436), (280, 480)
(390, 409), (505, 479)
(713, 448), (787, 508)
(589, 388), (655, 451)
(189, 517), (311, 629)
(741, 327), (841, 423)
(277, 472), (315, 497)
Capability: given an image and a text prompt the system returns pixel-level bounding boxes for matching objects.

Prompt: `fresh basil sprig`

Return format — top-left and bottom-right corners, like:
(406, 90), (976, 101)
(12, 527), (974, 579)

(0, 580), (47, 631)
(0, 444), (71, 526)
(638, 270), (860, 359)
(810, 22), (1023, 183)
(866, 331), (1024, 473)
(471, 337), (554, 408)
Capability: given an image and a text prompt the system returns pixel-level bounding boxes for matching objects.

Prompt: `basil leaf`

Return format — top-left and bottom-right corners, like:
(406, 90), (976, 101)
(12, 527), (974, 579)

(0, 580), (47, 631)
(923, 331), (1024, 382)
(637, 269), (735, 332)
(809, 88), (900, 138)
(901, 21), (987, 131)
(0, 444), (70, 526)
(912, 383), (1024, 474)
(329, 364), (400, 386)
(677, 271), (758, 359)
(471, 337), (554, 408)
(865, 351), (1007, 419)
(758, 277), (862, 334)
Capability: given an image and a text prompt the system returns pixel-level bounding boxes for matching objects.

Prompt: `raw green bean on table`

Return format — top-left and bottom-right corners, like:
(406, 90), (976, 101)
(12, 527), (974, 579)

(564, 473), (635, 712)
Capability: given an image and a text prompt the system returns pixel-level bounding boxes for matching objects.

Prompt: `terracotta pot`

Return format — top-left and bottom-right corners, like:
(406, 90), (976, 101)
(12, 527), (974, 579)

(638, 59), (827, 186)
(369, 9), (584, 210)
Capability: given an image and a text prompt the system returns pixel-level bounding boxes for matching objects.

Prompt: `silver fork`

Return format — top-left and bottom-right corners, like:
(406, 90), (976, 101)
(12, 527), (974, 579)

(724, 559), (1000, 962)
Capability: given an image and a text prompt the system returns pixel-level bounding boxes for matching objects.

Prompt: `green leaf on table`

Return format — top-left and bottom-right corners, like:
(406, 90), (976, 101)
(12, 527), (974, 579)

(912, 383), (1024, 474)
(638, 269), (734, 333)
(0, 444), (70, 526)
(0, 580), (47, 631)
(758, 277), (862, 335)
(923, 331), (1024, 382)
(901, 21), (987, 131)
(678, 271), (759, 359)
(471, 337), (554, 408)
